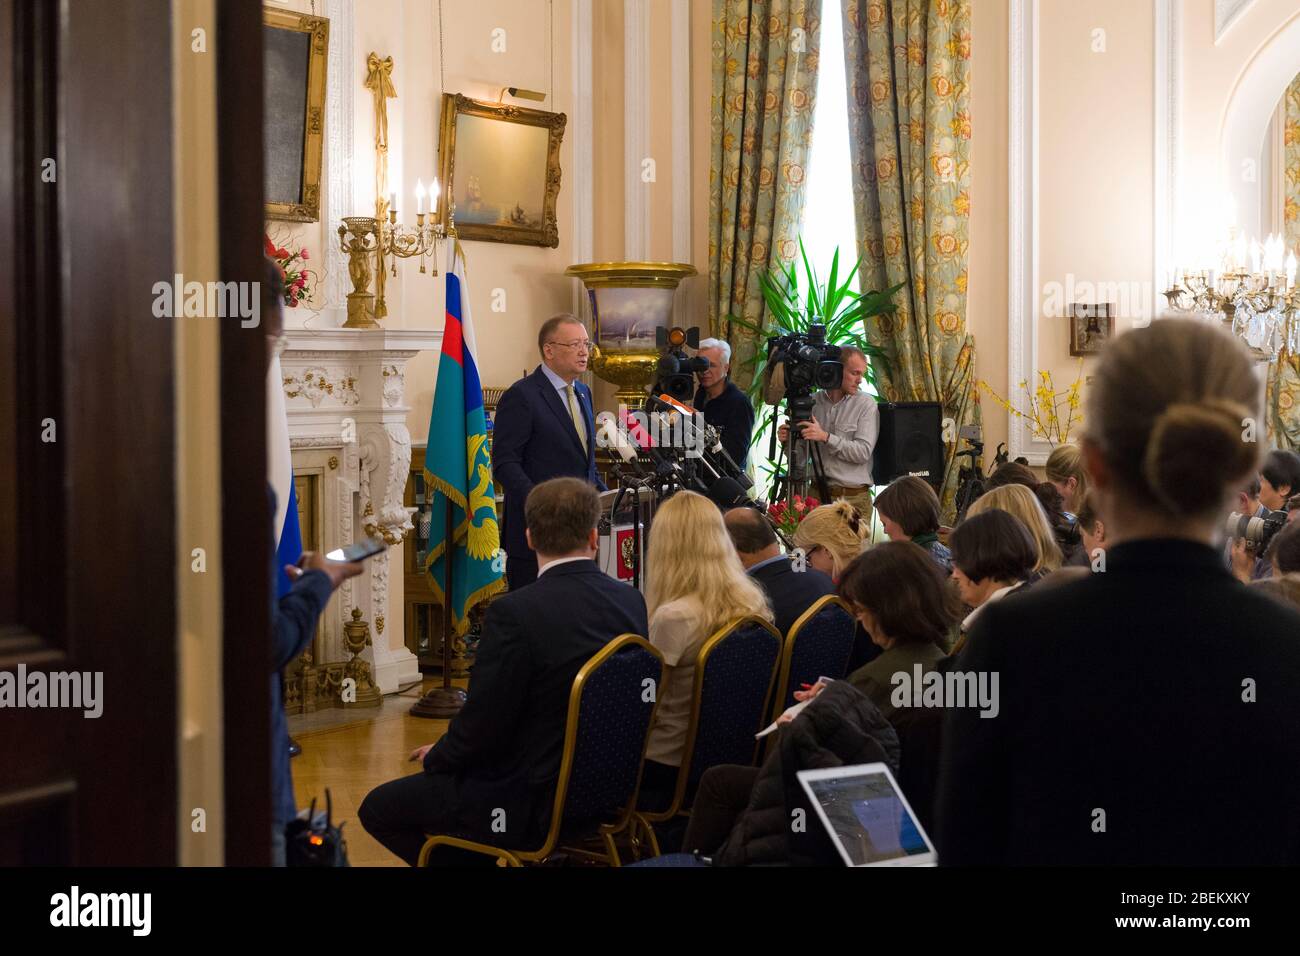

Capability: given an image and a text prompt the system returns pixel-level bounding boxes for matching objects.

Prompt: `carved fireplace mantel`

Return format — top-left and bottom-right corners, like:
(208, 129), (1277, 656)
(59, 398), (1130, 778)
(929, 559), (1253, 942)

(282, 326), (440, 694)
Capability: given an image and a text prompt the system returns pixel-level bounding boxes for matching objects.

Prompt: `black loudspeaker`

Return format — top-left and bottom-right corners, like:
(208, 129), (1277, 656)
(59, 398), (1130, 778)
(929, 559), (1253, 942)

(872, 402), (945, 489)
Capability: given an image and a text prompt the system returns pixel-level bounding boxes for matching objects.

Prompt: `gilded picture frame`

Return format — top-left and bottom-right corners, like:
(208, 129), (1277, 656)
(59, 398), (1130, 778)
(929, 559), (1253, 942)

(263, 8), (329, 223)
(1068, 303), (1115, 356)
(438, 93), (566, 248)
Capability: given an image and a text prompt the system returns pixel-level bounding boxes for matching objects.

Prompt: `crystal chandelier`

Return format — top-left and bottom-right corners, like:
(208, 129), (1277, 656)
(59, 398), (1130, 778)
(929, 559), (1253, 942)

(1165, 227), (1300, 363)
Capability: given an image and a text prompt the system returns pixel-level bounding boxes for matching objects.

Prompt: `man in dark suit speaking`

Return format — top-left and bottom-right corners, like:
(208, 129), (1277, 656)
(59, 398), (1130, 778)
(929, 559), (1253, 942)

(357, 478), (648, 864)
(492, 314), (606, 590)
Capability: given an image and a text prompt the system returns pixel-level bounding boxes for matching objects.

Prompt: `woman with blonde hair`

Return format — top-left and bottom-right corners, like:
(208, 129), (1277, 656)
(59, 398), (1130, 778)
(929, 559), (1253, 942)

(966, 483), (1062, 576)
(638, 491), (774, 811)
(937, 319), (1300, 866)
(791, 499), (871, 582)
(1045, 443), (1089, 513)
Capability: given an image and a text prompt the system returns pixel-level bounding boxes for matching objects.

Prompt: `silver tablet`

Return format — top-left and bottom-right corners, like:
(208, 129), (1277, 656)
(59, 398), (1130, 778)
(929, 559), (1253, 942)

(796, 763), (938, 867)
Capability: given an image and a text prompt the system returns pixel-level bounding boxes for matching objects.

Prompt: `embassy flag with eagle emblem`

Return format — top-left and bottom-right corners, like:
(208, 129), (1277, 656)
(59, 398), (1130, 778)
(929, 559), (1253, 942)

(424, 240), (505, 633)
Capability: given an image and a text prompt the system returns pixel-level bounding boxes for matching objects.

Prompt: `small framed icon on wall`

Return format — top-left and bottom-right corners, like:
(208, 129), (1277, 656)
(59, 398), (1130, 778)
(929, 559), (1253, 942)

(1069, 303), (1115, 357)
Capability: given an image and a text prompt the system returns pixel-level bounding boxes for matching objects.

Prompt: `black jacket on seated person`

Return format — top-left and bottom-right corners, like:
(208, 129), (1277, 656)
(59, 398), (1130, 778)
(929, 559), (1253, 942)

(424, 560), (648, 841)
(750, 556), (836, 638)
(936, 538), (1300, 866)
(714, 680), (900, 866)
(358, 559), (648, 865)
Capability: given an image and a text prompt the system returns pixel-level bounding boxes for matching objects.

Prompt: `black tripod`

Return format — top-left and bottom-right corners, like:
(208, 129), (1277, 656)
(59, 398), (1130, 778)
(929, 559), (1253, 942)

(768, 420), (832, 513)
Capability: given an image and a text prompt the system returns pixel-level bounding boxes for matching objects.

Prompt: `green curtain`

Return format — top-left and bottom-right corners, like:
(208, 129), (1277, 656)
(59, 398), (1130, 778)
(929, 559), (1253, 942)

(842, 0), (975, 516)
(1266, 73), (1300, 451)
(710, 0), (823, 392)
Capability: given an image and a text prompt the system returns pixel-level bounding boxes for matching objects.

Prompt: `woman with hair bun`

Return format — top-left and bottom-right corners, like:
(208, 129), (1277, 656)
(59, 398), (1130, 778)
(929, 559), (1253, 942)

(791, 499), (871, 582)
(936, 319), (1300, 866)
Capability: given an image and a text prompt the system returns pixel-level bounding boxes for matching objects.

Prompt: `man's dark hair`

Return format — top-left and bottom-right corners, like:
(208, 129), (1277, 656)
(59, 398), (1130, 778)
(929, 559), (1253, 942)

(874, 475), (941, 537)
(1243, 475), (1262, 500)
(949, 509), (1038, 585)
(525, 477), (599, 554)
(1262, 450), (1300, 497)
(837, 542), (961, 646)
(986, 461), (1039, 492)
(1267, 520), (1300, 574)
(537, 313), (585, 357)
(724, 506), (778, 553)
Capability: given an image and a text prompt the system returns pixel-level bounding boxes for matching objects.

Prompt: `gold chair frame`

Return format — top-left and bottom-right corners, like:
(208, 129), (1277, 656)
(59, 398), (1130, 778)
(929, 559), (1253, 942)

(769, 594), (856, 724)
(634, 615), (782, 857)
(416, 634), (663, 868)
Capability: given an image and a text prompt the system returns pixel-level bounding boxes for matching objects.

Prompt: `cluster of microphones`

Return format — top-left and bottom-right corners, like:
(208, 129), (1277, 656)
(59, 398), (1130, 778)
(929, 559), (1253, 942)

(595, 394), (754, 509)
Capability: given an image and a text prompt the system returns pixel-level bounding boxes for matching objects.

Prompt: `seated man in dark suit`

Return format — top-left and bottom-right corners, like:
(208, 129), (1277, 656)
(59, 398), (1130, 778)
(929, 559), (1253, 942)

(358, 478), (648, 865)
(492, 314), (606, 590)
(724, 506), (833, 637)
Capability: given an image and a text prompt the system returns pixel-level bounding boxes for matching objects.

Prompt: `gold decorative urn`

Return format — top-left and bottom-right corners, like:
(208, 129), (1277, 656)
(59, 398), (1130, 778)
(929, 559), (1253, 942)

(563, 262), (698, 408)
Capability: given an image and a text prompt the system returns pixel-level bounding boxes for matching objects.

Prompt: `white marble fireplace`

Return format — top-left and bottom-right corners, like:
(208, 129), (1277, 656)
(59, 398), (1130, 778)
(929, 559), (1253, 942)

(281, 327), (438, 695)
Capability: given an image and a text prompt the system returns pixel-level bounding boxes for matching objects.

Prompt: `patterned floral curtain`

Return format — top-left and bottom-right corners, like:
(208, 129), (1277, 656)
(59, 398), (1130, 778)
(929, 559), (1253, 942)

(710, 0), (823, 392)
(842, 0), (974, 514)
(1266, 73), (1300, 451)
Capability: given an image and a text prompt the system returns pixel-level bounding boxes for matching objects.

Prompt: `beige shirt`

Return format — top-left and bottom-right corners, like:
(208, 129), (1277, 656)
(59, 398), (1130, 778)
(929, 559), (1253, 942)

(793, 390), (880, 488)
(644, 595), (708, 767)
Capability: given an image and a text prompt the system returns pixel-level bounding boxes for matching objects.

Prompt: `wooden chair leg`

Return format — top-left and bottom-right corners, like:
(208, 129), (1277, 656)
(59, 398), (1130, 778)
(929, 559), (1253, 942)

(602, 829), (622, 867)
(635, 813), (662, 858)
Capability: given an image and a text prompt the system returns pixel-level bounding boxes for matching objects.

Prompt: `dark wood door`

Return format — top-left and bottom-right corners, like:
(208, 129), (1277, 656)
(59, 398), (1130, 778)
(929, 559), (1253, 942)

(0, 0), (177, 865)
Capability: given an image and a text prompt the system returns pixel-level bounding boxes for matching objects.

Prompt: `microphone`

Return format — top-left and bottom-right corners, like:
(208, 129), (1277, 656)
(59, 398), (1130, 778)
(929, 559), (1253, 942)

(597, 418), (647, 476)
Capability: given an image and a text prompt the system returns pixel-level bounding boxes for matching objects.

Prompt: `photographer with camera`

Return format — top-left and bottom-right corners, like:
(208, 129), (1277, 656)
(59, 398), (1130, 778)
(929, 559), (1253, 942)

(777, 345), (880, 519)
(692, 338), (755, 469)
(1228, 450), (1300, 582)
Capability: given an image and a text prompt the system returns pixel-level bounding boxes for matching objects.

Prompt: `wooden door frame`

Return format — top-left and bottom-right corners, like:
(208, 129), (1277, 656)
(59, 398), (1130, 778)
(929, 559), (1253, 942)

(217, 0), (272, 867)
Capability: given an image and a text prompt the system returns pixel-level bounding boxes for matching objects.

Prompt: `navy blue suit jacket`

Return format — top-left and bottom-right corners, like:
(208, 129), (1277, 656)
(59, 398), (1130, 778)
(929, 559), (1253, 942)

(492, 365), (606, 560)
(750, 557), (835, 638)
(423, 559), (648, 842)
(268, 487), (333, 829)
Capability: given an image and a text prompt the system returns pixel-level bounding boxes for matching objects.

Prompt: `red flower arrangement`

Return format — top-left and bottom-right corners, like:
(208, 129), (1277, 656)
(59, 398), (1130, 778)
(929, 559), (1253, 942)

(767, 494), (820, 538)
(264, 233), (317, 308)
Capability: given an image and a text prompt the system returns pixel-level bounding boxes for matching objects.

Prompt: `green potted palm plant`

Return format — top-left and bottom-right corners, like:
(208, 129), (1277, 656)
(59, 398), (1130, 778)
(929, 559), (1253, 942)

(726, 239), (902, 494)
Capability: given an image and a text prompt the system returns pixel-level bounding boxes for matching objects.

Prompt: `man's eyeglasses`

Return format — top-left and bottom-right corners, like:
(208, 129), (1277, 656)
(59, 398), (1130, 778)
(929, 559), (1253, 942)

(548, 339), (592, 353)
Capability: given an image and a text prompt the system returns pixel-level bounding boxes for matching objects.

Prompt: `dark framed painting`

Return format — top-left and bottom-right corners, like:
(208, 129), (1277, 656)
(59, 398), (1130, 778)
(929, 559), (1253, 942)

(263, 8), (329, 222)
(1069, 303), (1115, 356)
(438, 93), (566, 248)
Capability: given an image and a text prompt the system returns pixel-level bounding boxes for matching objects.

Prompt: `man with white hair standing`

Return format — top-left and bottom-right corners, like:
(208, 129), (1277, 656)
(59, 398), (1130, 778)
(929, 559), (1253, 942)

(692, 337), (755, 468)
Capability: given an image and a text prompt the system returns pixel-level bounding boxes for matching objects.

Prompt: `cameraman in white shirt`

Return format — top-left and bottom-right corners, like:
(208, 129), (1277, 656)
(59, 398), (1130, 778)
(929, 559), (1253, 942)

(777, 345), (880, 519)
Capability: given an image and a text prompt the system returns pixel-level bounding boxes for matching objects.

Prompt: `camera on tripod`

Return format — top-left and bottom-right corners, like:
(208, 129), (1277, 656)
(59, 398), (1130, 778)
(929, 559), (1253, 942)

(763, 324), (843, 425)
(654, 326), (710, 402)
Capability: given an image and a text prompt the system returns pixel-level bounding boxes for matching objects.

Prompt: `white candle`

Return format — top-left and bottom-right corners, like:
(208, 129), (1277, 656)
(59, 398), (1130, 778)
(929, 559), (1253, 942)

(415, 179), (426, 215)
(389, 189), (397, 214)
(431, 177), (441, 208)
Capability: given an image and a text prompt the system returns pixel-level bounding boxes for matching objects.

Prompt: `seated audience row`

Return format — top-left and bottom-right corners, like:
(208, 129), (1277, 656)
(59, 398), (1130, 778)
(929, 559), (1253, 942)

(874, 475), (953, 573)
(363, 320), (1300, 869)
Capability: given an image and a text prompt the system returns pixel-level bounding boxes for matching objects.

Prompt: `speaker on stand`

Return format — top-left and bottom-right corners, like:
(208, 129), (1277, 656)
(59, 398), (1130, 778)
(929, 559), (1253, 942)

(871, 402), (945, 489)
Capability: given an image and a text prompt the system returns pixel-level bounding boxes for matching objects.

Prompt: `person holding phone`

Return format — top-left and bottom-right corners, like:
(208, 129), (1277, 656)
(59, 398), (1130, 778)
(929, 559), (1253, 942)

(264, 257), (366, 865)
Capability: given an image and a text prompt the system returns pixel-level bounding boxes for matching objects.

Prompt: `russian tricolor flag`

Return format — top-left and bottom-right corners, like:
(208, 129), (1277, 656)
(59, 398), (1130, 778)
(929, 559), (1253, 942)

(424, 241), (505, 629)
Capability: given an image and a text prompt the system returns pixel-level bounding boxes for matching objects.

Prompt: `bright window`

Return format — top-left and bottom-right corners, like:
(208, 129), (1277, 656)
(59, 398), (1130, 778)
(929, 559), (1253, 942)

(801, 0), (860, 302)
